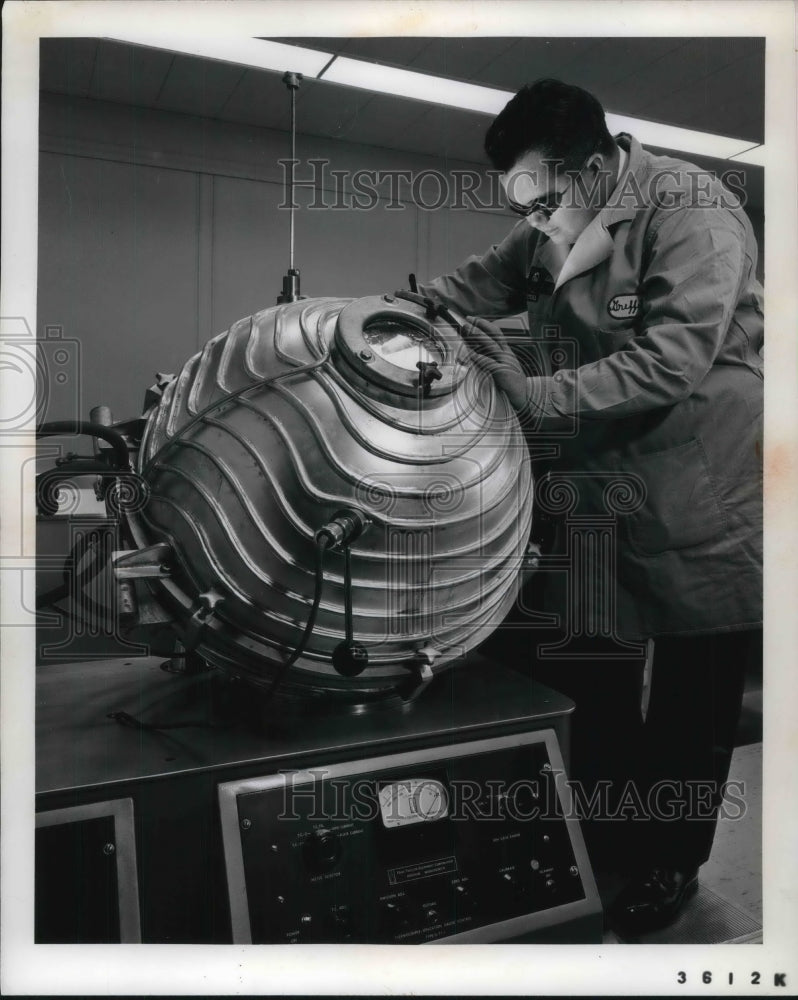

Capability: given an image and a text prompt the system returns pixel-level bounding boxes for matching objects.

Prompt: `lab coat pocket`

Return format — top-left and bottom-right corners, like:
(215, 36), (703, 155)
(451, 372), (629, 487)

(625, 438), (727, 555)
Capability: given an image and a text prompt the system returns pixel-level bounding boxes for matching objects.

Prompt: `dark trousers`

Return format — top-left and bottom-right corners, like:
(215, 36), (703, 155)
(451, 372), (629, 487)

(485, 624), (760, 872)
(635, 629), (759, 868)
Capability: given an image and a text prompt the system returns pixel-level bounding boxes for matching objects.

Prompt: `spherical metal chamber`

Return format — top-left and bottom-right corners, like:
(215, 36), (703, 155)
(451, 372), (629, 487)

(134, 295), (533, 705)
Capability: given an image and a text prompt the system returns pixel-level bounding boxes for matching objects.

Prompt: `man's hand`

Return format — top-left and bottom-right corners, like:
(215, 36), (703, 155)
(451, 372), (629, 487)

(462, 315), (531, 411)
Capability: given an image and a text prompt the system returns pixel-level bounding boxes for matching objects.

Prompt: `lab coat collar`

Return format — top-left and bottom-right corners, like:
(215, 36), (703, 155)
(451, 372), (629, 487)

(532, 237), (571, 285)
(600, 133), (646, 226)
(552, 133), (644, 291)
(553, 215), (615, 291)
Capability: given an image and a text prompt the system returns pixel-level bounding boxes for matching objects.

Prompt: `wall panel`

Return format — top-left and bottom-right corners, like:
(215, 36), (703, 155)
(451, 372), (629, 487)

(209, 175), (289, 335)
(292, 190), (420, 300)
(37, 151), (200, 421)
(210, 178), (422, 334)
(427, 207), (518, 293)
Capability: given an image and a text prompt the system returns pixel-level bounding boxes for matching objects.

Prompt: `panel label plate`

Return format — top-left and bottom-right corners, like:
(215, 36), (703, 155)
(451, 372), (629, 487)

(388, 855), (457, 885)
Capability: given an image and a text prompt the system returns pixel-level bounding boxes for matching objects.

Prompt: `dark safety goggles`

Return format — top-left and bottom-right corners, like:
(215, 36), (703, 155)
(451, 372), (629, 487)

(506, 155), (592, 219)
(506, 191), (566, 219)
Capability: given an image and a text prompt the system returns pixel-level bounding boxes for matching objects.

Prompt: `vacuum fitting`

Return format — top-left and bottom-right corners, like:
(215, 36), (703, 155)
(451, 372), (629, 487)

(314, 508), (369, 549)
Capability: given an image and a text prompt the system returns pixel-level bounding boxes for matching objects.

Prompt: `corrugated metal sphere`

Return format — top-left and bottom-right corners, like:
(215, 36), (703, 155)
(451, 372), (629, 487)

(135, 296), (533, 704)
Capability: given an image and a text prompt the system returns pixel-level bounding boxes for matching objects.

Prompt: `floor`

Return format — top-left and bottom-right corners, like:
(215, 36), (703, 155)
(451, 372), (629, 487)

(598, 683), (763, 944)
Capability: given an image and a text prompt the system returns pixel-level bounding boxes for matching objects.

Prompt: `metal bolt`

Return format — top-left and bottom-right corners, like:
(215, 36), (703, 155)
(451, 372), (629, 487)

(102, 843), (115, 856)
(241, 818), (252, 831)
(383, 294), (395, 303)
(271, 843), (279, 853)
(569, 865), (579, 876)
(541, 763), (552, 773)
(359, 349), (373, 362)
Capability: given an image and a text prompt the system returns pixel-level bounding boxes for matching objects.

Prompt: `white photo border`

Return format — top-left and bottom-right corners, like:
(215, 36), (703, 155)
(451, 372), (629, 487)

(2, 0), (796, 994)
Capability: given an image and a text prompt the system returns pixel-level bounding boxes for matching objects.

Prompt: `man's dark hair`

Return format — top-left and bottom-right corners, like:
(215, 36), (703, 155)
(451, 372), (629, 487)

(484, 79), (616, 172)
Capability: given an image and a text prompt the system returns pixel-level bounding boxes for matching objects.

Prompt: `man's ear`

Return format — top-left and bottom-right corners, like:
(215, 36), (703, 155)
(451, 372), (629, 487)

(586, 153), (616, 200)
(585, 153), (605, 174)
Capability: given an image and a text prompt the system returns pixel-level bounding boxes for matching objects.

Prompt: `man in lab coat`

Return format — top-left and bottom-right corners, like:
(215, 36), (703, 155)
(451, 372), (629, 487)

(419, 79), (763, 934)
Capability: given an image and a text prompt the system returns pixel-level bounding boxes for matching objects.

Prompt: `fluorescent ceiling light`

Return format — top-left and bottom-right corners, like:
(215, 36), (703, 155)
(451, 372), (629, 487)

(321, 56), (510, 116)
(104, 33), (333, 78)
(104, 33), (764, 164)
(605, 114), (758, 161)
(727, 144), (767, 167)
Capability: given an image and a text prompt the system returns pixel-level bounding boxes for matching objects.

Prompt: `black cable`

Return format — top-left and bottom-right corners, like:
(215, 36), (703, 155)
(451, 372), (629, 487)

(264, 533), (330, 703)
(331, 540), (369, 678)
(343, 545), (354, 647)
(107, 710), (232, 732)
(37, 421), (131, 470)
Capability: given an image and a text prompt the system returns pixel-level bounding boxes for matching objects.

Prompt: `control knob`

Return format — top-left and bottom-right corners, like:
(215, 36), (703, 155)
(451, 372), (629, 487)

(302, 828), (341, 873)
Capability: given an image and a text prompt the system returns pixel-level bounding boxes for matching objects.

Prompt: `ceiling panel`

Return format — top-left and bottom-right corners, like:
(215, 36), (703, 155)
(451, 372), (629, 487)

(389, 105), (494, 162)
(269, 37), (344, 55)
(637, 53), (765, 143)
(545, 37), (691, 107)
(331, 37), (435, 65)
(215, 70), (386, 136)
(88, 40), (174, 107)
(214, 67), (294, 129)
(40, 37), (99, 97)
(312, 92), (429, 147)
(275, 37), (433, 65)
(402, 37), (517, 77)
(622, 38), (762, 117)
(154, 53), (247, 118)
(290, 78), (379, 139)
(724, 114), (765, 148)
(472, 38), (610, 89)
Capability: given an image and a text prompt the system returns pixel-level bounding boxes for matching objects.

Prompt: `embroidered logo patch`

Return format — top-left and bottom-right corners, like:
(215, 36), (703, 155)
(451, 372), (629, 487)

(607, 294), (640, 320)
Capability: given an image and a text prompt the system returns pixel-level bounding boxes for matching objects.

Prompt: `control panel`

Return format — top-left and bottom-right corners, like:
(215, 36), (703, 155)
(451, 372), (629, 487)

(219, 729), (601, 943)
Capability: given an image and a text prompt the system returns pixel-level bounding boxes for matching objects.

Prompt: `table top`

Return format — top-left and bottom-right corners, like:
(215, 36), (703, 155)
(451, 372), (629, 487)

(36, 653), (573, 795)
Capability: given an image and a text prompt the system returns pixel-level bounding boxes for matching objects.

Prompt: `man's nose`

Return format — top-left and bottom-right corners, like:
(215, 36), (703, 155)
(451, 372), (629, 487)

(525, 212), (548, 230)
